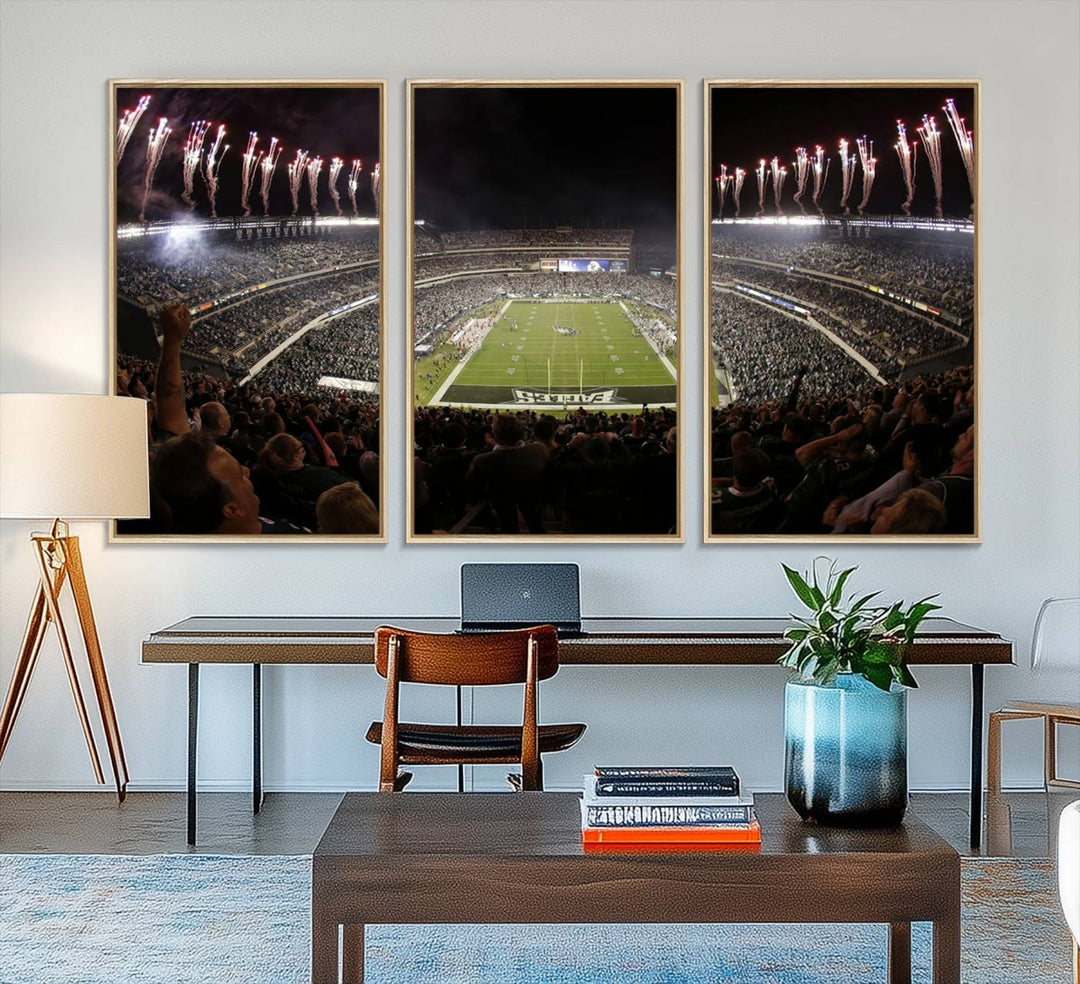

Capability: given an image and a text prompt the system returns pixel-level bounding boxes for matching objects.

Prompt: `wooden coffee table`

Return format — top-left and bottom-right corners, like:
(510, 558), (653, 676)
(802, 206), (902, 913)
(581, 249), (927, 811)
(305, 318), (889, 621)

(312, 792), (960, 984)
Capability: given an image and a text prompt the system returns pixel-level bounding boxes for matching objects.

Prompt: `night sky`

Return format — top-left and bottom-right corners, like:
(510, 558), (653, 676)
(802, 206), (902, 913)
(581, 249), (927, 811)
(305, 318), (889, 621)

(114, 86), (381, 223)
(412, 86), (678, 245)
(710, 86), (977, 221)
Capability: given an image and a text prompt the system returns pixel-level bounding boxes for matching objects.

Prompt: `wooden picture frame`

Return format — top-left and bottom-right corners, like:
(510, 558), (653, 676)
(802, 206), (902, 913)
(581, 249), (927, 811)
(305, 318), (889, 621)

(703, 80), (980, 543)
(407, 80), (683, 543)
(108, 79), (386, 542)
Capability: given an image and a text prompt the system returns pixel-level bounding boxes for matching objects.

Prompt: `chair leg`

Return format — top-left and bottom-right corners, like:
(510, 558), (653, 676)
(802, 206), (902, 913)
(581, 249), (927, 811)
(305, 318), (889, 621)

(986, 712), (1004, 791)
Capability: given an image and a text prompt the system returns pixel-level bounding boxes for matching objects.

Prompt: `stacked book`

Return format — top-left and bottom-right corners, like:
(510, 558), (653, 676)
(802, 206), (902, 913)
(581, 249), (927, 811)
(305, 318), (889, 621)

(581, 766), (760, 847)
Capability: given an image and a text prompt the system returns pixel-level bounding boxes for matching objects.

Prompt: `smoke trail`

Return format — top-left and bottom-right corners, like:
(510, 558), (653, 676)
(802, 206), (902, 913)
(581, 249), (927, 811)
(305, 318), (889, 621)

(732, 167), (745, 217)
(770, 157), (787, 215)
(792, 147), (810, 214)
(916, 114), (943, 218)
(306, 156), (324, 215)
(287, 149), (309, 216)
(260, 137), (282, 216)
(327, 157), (344, 216)
(715, 164), (730, 218)
(755, 159), (768, 218)
(811, 146), (830, 216)
(202, 125), (228, 219)
(855, 136), (876, 215)
(139, 117), (171, 223)
(838, 138), (856, 215)
(894, 121), (918, 216)
(348, 159), (363, 217)
(116, 95), (150, 166)
(181, 120), (210, 210)
(371, 162), (381, 217)
(943, 98), (975, 218)
(240, 132), (261, 217)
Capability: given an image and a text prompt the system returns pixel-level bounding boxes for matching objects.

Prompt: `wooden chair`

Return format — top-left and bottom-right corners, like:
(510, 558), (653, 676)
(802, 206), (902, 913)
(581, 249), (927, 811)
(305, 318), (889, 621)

(365, 625), (586, 792)
(988, 598), (1080, 792)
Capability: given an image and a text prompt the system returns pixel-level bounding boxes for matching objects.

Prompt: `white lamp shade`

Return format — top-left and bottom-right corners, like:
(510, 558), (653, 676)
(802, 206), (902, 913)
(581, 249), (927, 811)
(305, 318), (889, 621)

(0, 393), (150, 520)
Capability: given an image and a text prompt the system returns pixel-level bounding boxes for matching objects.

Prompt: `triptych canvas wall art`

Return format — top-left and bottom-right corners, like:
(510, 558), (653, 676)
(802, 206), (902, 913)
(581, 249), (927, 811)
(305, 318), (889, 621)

(107, 79), (978, 543)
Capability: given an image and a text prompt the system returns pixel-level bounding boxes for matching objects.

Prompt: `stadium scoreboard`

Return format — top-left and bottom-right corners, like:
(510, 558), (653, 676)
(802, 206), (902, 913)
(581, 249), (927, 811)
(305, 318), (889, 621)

(548, 258), (628, 273)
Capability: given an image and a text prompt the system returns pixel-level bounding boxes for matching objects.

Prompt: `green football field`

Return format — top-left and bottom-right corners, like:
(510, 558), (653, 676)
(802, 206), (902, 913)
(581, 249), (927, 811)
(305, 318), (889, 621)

(430, 299), (677, 408)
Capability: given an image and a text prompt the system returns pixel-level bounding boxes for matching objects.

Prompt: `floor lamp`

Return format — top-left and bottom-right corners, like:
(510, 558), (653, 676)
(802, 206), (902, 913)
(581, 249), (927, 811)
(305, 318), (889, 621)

(0, 393), (150, 800)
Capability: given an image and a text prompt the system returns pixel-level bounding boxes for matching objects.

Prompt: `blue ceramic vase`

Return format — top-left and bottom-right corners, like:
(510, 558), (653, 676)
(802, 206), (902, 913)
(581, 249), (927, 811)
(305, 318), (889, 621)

(784, 672), (908, 826)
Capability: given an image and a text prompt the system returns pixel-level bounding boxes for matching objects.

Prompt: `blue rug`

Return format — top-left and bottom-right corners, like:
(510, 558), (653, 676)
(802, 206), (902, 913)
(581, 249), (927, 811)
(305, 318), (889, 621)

(0, 854), (1070, 983)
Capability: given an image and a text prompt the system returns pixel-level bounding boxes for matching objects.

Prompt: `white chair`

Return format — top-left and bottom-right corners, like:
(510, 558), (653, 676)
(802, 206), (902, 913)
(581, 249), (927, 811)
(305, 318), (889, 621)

(1059, 799), (1080, 983)
(988, 598), (1080, 791)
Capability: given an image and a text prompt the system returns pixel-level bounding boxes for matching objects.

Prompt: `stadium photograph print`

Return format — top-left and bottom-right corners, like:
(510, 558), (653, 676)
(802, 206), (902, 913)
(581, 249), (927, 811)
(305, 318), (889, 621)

(408, 80), (682, 542)
(110, 80), (385, 541)
(705, 81), (979, 542)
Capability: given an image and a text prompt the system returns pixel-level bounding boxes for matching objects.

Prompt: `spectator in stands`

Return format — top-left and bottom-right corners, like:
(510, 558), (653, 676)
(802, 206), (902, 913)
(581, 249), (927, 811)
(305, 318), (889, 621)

(918, 424), (975, 534)
(712, 449), (778, 534)
(316, 482), (379, 534)
(466, 414), (548, 534)
(252, 433), (347, 532)
(870, 488), (947, 535)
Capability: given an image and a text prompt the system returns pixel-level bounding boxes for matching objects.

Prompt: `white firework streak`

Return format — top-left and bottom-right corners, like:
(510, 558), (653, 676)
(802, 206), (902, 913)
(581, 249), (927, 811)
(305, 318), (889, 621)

(181, 120), (210, 210)
(917, 114), (944, 218)
(287, 149), (309, 215)
(202, 124), (228, 219)
(371, 162), (381, 217)
(715, 164), (730, 218)
(755, 159), (768, 217)
(240, 132), (261, 217)
(855, 136), (876, 215)
(260, 137), (282, 215)
(306, 156), (324, 215)
(770, 157), (787, 214)
(943, 98), (975, 216)
(838, 138), (856, 215)
(348, 159), (362, 216)
(139, 117), (171, 223)
(116, 95), (150, 166)
(894, 121), (918, 216)
(811, 146), (830, 216)
(732, 167), (745, 217)
(792, 147), (810, 214)
(327, 157), (344, 216)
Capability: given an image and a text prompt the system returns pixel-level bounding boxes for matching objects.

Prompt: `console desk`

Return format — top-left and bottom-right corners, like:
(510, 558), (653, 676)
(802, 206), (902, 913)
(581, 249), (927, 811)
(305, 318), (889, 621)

(141, 616), (1013, 846)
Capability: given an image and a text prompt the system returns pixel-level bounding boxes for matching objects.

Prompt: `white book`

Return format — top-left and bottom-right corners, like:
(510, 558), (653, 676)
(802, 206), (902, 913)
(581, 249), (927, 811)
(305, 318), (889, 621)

(581, 775), (754, 808)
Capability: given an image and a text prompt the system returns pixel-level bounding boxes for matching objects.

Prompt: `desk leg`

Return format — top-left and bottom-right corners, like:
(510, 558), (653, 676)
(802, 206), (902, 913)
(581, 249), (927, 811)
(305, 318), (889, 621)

(253, 664), (263, 814)
(311, 910), (339, 984)
(342, 924), (364, 983)
(970, 663), (984, 848)
(933, 910), (961, 984)
(456, 684), (464, 793)
(888, 922), (911, 984)
(187, 663), (199, 847)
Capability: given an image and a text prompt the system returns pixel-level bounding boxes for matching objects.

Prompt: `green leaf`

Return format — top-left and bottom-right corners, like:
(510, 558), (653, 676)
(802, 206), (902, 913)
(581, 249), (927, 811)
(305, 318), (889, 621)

(782, 564), (819, 610)
(894, 664), (919, 689)
(862, 663), (894, 692)
(850, 591), (880, 613)
(829, 566), (856, 606)
(784, 627), (810, 641)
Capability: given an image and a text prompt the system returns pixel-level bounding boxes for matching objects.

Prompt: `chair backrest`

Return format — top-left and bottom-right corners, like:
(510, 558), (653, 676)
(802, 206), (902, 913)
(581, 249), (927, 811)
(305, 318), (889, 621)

(1031, 597), (1080, 672)
(373, 625), (560, 686)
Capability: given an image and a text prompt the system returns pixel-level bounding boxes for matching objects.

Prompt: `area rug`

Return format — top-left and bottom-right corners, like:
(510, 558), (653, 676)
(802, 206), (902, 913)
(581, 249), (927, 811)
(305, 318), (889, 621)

(0, 854), (1070, 983)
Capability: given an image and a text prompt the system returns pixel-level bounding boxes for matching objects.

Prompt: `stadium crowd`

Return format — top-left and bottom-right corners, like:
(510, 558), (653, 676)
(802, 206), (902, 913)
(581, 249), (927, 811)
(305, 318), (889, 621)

(424, 228), (634, 250)
(713, 258), (965, 364)
(117, 229), (379, 306)
(184, 267), (378, 367)
(115, 303), (380, 536)
(710, 362), (975, 536)
(711, 229), (974, 318)
(414, 405), (677, 535)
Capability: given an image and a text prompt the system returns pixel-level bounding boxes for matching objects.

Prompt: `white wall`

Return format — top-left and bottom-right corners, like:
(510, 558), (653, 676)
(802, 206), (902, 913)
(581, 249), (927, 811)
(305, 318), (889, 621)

(1, 0), (1077, 795)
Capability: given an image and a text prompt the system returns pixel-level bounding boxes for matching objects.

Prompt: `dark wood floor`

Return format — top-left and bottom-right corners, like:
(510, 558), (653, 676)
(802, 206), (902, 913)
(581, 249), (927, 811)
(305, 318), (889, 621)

(0, 789), (1073, 857)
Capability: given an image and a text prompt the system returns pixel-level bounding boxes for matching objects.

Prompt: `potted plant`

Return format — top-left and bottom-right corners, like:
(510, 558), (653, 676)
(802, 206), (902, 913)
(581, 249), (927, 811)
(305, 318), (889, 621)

(779, 559), (941, 826)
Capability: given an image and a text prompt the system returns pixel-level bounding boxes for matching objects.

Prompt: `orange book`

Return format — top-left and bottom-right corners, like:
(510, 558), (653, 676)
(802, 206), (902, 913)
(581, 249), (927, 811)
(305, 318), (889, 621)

(582, 818), (761, 845)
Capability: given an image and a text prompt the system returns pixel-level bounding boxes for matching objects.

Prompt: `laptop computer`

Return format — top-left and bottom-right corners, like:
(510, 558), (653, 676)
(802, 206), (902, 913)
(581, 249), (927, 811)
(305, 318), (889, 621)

(459, 563), (582, 637)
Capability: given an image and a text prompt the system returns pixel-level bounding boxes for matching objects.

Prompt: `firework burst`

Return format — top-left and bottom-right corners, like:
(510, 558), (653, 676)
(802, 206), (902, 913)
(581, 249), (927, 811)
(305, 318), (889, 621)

(838, 138), (856, 215)
(792, 147), (810, 214)
(287, 149), (309, 216)
(770, 156), (787, 215)
(347, 159), (363, 217)
(810, 145), (830, 216)
(260, 137), (282, 216)
(755, 159), (768, 218)
(139, 117), (171, 223)
(944, 98), (975, 217)
(181, 120), (210, 210)
(855, 136), (876, 215)
(894, 121), (918, 216)
(917, 114), (944, 218)
(732, 167), (745, 217)
(116, 95), (150, 166)
(202, 124), (228, 219)
(240, 132), (262, 217)
(327, 157), (344, 216)
(306, 156), (324, 215)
